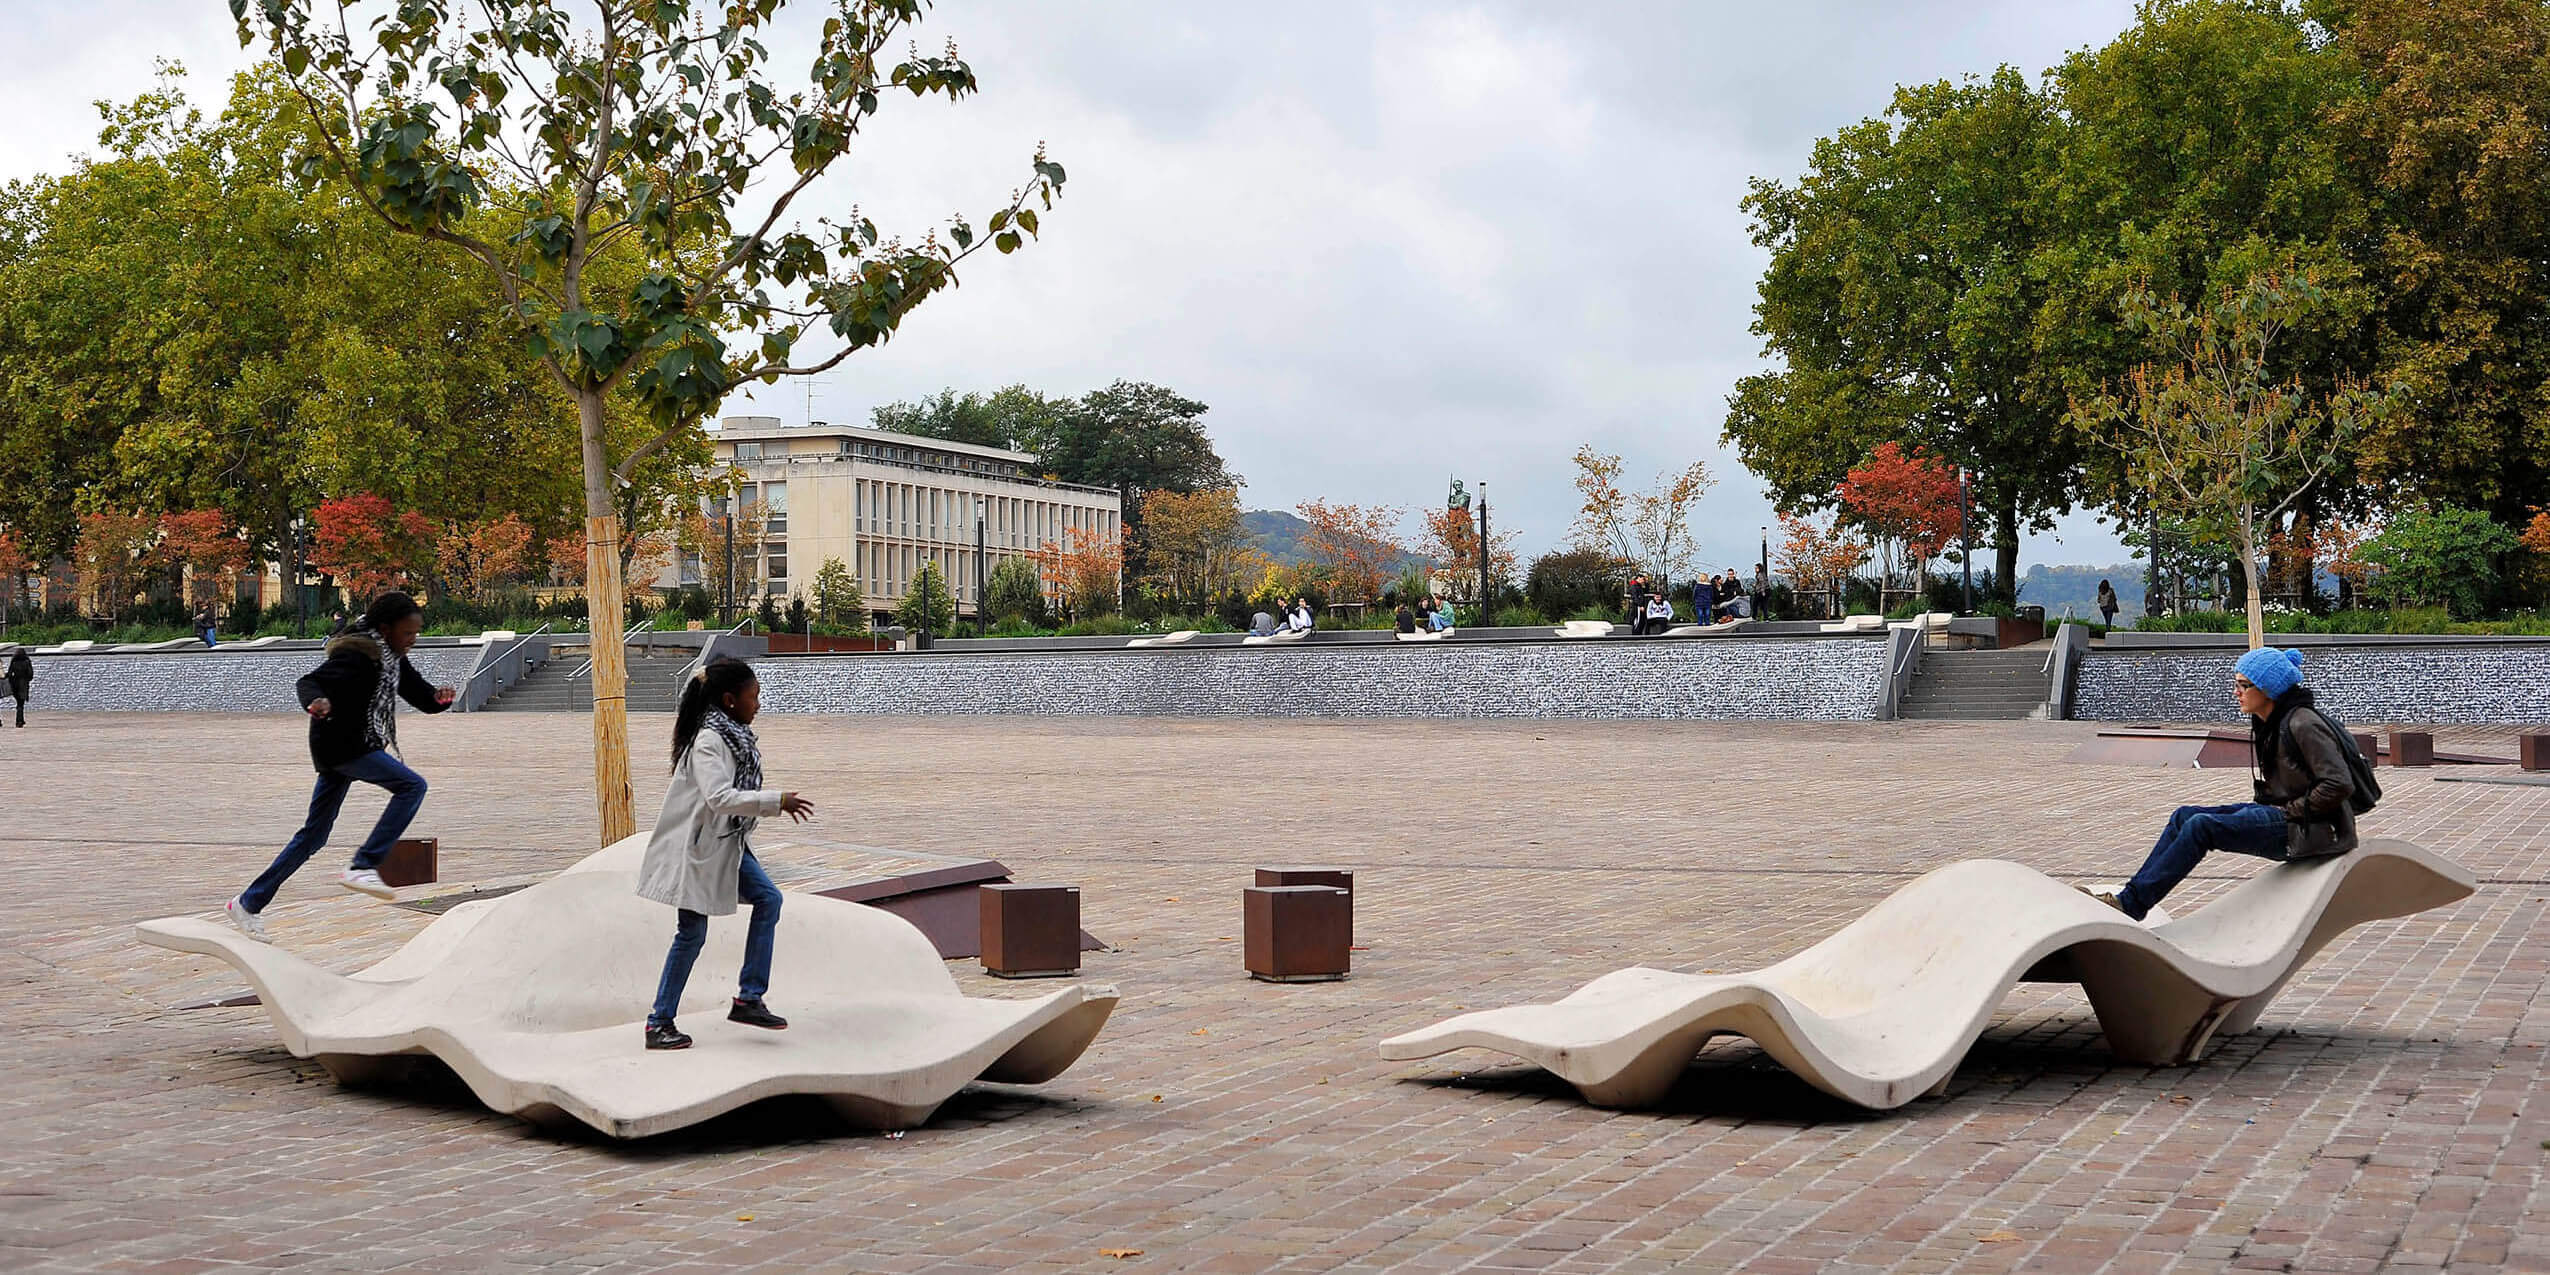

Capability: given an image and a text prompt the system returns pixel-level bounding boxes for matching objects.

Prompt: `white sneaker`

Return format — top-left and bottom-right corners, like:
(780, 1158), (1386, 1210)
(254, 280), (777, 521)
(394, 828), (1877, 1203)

(339, 867), (396, 900)
(224, 897), (271, 943)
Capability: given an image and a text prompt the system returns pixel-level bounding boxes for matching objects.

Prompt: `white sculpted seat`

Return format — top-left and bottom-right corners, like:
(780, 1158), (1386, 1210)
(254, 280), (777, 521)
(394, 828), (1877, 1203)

(1380, 841), (2472, 1110)
(136, 837), (1118, 1138)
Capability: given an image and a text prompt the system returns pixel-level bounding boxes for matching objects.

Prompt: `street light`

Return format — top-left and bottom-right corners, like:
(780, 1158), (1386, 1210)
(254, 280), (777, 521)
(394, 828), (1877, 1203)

(974, 497), (988, 638)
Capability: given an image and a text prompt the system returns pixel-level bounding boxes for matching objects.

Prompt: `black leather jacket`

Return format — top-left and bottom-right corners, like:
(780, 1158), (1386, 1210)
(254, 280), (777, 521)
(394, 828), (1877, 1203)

(2251, 688), (2358, 857)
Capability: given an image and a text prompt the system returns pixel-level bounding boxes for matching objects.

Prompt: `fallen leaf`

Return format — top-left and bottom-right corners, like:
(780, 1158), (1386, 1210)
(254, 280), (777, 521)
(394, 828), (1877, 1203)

(737, 1214), (755, 1222)
(1191, 1028), (1210, 1036)
(1165, 897), (1179, 903)
(1100, 1249), (1144, 1260)
(1979, 1230), (2021, 1243)
(1149, 1094), (1164, 1102)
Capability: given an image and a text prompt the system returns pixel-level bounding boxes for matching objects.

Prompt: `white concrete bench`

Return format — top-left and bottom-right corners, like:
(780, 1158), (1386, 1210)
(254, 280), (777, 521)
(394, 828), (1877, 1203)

(1241, 628), (1310, 646)
(1553, 620), (1614, 639)
(1126, 629), (1199, 648)
(1381, 840), (2473, 1110)
(135, 835), (1118, 1138)
(1818, 614), (1885, 633)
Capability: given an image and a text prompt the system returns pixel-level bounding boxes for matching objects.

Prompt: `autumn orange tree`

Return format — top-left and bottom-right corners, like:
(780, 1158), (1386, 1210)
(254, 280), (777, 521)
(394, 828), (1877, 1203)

(1137, 487), (1253, 606)
(155, 510), (250, 610)
(435, 515), (538, 605)
(1036, 525), (1123, 620)
(1776, 512), (1869, 613)
(1835, 442), (1961, 599)
(0, 527), (34, 625)
(1415, 504), (1518, 604)
(309, 494), (434, 600)
(74, 511), (159, 624)
(1568, 446), (1713, 582)
(1295, 499), (1405, 604)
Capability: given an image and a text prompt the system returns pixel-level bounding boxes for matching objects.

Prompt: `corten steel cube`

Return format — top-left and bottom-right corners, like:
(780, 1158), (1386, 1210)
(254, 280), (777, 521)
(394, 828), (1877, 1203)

(1253, 867), (1354, 947)
(2523, 732), (2550, 772)
(980, 884), (1082, 978)
(2389, 730), (2436, 768)
(1244, 885), (1351, 983)
(2351, 732), (2382, 766)
(379, 838), (439, 888)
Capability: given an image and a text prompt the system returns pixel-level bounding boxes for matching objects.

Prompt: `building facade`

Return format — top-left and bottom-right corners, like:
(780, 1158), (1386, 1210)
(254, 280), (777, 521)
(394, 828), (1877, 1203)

(681, 416), (1122, 622)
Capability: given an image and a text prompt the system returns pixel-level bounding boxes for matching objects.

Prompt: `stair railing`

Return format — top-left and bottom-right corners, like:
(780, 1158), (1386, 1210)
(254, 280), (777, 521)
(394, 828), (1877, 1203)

(458, 622), (554, 712)
(567, 617), (655, 682)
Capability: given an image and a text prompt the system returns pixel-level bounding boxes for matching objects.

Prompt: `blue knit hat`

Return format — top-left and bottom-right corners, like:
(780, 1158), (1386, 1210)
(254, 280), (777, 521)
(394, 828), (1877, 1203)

(2235, 646), (2306, 699)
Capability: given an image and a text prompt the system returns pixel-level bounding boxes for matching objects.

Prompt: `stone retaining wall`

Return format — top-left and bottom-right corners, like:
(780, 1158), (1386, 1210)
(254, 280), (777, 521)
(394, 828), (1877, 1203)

(752, 638), (1889, 720)
(22, 646), (486, 714)
(2071, 643), (2550, 723)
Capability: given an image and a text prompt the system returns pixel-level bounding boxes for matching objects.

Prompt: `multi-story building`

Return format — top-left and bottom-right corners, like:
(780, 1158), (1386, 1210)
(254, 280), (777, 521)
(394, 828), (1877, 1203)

(678, 416), (1123, 623)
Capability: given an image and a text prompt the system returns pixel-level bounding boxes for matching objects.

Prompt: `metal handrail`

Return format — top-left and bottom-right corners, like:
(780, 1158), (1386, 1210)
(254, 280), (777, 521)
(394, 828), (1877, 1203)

(677, 616), (756, 685)
(462, 622), (554, 704)
(568, 618), (656, 682)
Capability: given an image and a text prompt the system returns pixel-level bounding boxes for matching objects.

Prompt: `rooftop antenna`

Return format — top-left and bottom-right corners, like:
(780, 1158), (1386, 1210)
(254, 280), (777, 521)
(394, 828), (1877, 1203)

(799, 374), (837, 428)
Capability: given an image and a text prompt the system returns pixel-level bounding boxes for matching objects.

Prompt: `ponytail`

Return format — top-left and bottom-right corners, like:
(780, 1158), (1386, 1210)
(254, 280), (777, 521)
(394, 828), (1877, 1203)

(671, 657), (758, 769)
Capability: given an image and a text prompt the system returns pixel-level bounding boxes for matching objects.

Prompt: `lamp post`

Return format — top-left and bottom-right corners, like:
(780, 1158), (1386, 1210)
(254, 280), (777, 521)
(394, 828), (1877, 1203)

(1476, 482), (1490, 620)
(974, 497), (988, 638)
(1958, 467), (1974, 615)
(720, 498), (736, 626)
(1759, 526), (1770, 619)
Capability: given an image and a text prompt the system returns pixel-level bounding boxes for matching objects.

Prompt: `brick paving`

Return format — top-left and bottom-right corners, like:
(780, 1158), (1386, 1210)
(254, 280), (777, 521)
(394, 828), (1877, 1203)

(1, 710), (2546, 1273)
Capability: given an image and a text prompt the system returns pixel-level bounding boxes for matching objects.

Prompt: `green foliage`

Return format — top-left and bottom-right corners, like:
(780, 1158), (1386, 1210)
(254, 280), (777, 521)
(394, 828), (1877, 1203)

(809, 557), (863, 629)
(783, 596), (809, 633)
(755, 594), (781, 633)
(1525, 547), (1626, 619)
(983, 555), (1046, 626)
(2356, 504), (2521, 618)
(870, 385), (1060, 451)
(896, 561), (956, 636)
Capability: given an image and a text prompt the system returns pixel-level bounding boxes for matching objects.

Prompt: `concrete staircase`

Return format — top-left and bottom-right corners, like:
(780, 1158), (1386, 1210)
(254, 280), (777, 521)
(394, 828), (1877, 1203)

(1897, 647), (2050, 721)
(481, 647), (697, 713)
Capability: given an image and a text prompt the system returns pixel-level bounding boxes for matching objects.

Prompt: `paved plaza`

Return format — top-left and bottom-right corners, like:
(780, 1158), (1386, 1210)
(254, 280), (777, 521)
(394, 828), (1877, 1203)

(2, 711), (2547, 1273)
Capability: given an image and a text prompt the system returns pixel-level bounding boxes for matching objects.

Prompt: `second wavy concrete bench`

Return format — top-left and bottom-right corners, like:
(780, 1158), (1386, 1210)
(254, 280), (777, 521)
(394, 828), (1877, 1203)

(1380, 840), (2473, 1109)
(136, 837), (1118, 1138)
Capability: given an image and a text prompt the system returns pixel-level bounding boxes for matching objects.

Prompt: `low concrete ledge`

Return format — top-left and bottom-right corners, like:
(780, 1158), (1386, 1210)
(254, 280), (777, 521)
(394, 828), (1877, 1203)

(2073, 637), (2550, 723)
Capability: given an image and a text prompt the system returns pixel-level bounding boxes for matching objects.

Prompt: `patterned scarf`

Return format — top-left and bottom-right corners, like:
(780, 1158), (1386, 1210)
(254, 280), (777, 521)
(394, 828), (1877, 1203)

(702, 707), (764, 794)
(346, 628), (402, 757)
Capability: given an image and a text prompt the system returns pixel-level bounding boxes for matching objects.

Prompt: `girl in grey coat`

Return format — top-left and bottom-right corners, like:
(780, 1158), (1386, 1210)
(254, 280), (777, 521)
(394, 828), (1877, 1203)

(636, 658), (814, 1051)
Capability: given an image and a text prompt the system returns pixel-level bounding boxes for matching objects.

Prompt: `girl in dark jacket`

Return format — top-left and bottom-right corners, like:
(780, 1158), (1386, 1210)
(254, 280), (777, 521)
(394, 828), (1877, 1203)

(223, 591), (454, 941)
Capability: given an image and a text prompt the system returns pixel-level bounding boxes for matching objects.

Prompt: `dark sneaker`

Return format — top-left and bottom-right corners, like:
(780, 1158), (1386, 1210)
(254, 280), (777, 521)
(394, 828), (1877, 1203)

(728, 998), (788, 1030)
(644, 1022), (692, 1051)
(2075, 885), (2129, 915)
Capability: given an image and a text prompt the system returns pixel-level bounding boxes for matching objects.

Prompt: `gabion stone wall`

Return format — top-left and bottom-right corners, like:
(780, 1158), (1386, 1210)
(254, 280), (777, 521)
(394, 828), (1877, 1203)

(22, 647), (486, 714)
(2072, 644), (2550, 724)
(752, 639), (1890, 720)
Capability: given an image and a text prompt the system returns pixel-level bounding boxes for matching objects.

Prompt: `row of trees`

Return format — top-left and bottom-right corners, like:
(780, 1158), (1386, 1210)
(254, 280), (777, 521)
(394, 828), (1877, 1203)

(1728, 0), (2550, 628)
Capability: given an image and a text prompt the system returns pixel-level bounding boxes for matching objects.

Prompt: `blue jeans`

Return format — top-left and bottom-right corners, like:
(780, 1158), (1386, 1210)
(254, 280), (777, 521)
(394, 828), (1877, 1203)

(2117, 802), (2288, 920)
(648, 851), (782, 1027)
(239, 750), (428, 913)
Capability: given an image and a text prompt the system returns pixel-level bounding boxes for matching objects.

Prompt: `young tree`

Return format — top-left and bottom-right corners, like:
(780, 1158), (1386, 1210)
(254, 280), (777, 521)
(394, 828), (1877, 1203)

(1415, 504), (1519, 605)
(1567, 446), (1713, 583)
(1035, 526), (1122, 620)
(74, 511), (161, 624)
(2355, 503), (2521, 619)
(1776, 512), (1870, 613)
(1137, 487), (1249, 606)
(895, 560), (956, 637)
(810, 556), (863, 629)
(2067, 271), (2400, 647)
(434, 513), (536, 604)
(1293, 499), (1404, 605)
(238, 0), (1067, 843)
(1835, 443), (1962, 600)
(155, 509), (251, 611)
(309, 493), (434, 600)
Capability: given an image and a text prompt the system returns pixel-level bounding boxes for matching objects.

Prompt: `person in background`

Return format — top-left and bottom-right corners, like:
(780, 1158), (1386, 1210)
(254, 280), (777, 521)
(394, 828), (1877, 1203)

(1690, 574), (1717, 629)
(1394, 599), (1419, 635)
(637, 657), (815, 1051)
(2098, 579), (2120, 627)
(224, 590), (454, 941)
(1288, 598), (1317, 634)
(1426, 594), (1455, 632)
(1249, 608), (1279, 637)
(5, 646), (30, 728)
(1625, 576), (1649, 627)
(194, 604), (218, 648)
(1640, 591), (1677, 635)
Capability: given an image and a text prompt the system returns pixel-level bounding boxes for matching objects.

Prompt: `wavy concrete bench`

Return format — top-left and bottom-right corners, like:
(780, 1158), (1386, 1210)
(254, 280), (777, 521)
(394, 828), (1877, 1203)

(1241, 627), (1311, 645)
(1554, 620), (1614, 639)
(1381, 840), (2473, 1110)
(135, 837), (1118, 1138)
(1126, 629), (1198, 648)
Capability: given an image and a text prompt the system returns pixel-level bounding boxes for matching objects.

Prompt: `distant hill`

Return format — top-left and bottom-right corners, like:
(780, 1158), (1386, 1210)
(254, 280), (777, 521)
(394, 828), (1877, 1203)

(2022, 563), (2145, 620)
(1242, 509), (1427, 572)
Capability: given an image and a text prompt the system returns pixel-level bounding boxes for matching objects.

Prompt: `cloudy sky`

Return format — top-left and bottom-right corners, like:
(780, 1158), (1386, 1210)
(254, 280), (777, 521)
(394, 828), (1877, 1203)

(4, 0), (2148, 571)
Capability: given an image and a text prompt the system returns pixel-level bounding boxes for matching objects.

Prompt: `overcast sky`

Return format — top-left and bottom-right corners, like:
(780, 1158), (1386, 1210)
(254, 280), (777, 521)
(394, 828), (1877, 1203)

(4, 1), (2149, 571)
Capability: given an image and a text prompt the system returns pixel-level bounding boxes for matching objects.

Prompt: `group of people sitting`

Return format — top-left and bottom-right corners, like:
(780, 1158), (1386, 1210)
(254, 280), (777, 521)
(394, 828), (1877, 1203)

(1391, 595), (1457, 635)
(1625, 571), (1761, 635)
(1249, 597), (1319, 638)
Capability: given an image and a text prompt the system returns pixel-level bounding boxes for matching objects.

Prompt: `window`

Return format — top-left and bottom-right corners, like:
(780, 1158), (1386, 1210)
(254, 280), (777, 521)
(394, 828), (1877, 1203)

(763, 482), (787, 533)
(734, 442), (763, 461)
(765, 554), (787, 584)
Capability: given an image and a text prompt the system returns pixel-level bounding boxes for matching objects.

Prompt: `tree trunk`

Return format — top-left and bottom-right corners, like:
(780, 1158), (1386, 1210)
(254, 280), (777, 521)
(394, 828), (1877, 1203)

(578, 389), (636, 846)
(2239, 510), (2266, 650)
(1993, 499), (2020, 605)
